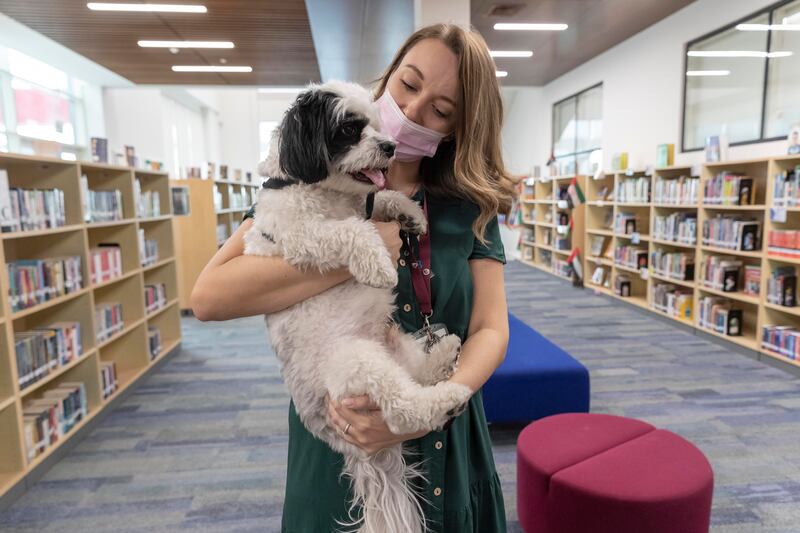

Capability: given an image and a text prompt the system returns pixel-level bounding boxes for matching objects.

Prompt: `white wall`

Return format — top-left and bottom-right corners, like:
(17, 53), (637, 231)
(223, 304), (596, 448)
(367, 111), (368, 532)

(501, 0), (787, 175)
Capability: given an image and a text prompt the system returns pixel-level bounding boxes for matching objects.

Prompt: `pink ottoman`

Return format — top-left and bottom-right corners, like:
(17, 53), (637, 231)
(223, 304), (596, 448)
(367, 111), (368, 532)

(517, 413), (714, 533)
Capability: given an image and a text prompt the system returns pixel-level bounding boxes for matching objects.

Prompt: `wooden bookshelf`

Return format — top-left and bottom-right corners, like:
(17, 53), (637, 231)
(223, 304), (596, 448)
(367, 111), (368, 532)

(0, 153), (182, 500)
(170, 177), (261, 310)
(517, 155), (800, 369)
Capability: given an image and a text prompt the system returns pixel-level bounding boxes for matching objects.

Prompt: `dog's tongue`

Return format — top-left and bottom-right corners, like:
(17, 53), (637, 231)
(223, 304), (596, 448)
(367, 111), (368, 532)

(360, 168), (386, 190)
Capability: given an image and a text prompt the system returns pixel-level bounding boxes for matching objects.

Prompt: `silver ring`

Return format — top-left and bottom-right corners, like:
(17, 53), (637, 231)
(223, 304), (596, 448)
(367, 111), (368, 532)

(344, 423), (352, 435)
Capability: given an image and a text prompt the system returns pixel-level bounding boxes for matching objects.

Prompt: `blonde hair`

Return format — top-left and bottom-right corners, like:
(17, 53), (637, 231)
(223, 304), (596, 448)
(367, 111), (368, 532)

(374, 24), (516, 243)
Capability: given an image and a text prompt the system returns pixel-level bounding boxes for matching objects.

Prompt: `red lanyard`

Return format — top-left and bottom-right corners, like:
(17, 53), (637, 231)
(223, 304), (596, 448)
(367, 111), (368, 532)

(409, 193), (433, 322)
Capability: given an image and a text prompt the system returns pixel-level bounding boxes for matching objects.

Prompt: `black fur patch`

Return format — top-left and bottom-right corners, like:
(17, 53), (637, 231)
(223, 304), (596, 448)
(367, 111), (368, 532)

(262, 178), (296, 190)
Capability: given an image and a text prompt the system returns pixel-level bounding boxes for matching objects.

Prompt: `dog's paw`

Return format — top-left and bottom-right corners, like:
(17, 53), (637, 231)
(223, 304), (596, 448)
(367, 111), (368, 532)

(422, 334), (461, 384)
(351, 252), (398, 289)
(397, 202), (427, 235)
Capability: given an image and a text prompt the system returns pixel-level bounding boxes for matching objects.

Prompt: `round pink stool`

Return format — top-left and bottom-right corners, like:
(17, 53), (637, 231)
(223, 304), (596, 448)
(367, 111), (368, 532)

(517, 413), (714, 533)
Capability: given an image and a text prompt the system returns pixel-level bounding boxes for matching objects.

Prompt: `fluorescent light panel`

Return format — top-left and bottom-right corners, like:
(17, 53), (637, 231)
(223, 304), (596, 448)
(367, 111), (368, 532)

(139, 40), (233, 48)
(687, 50), (793, 58)
(736, 23), (800, 31)
(495, 70), (508, 77)
(494, 23), (568, 31)
(490, 50), (534, 58)
(172, 65), (252, 72)
(686, 70), (730, 76)
(87, 3), (207, 12)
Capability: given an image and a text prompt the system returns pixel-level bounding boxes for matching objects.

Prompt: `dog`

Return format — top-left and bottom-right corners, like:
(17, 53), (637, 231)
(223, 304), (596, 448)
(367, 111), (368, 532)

(243, 80), (473, 533)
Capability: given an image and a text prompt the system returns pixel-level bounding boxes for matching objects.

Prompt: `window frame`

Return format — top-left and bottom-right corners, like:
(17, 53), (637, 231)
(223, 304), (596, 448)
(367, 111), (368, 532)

(551, 81), (603, 175)
(680, 0), (799, 152)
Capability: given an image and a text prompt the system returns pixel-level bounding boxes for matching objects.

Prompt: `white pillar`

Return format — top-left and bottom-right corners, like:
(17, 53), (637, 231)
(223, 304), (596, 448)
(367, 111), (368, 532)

(414, 0), (470, 29)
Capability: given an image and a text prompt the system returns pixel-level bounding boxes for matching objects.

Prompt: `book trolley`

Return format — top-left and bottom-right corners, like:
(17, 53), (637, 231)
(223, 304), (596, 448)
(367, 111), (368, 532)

(0, 153), (182, 501)
(518, 155), (800, 371)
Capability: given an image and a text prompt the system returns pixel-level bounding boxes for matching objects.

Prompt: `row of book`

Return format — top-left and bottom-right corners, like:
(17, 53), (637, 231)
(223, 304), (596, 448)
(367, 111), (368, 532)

(90, 245), (123, 285)
(701, 216), (761, 251)
(148, 326), (162, 360)
(15, 322), (83, 391)
(590, 265), (610, 288)
(552, 257), (572, 279)
(653, 212), (697, 244)
(614, 274), (636, 297)
(767, 230), (800, 258)
(651, 283), (693, 321)
(101, 360), (118, 399)
(82, 181), (124, 223)
(771, 166), (799, 207)
(23, 382), (88, 462)
(615, 177), (650, 203)
(762, 325), (800, 360)
(0, 183), (67, 233)
(135, 179), (161, 218)
(138, 229), (159, 267)
(766, 266), (797, 307)
(698, 256), (745, 293)
(703, 172), (756, 206)
(651, 250), (694, 281)
(614, 246), (648, 270)
(8, 256), (83, 313)
(145, 283), (167, 314)
(96, 302), (124, 342)
(653, 176), (699, 205)
(698, 296), (743, 337)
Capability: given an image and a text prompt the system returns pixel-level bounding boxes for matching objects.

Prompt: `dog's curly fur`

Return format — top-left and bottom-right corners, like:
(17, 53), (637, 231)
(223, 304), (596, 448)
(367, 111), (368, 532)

(243, 81), (473, 533)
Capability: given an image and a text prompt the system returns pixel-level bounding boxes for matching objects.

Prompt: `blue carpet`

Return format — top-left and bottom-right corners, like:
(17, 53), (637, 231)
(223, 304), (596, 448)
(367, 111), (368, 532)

(1, 261), (799, 532)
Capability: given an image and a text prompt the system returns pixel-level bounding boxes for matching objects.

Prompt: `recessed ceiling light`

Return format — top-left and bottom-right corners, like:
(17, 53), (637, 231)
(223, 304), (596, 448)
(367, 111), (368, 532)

(490, 50), (534, 58)
(87, 3), (207, 12)
(495, 70), (508, 77)
(139, 40), (233, 48)
(494, 23), (568, 31)
(736, 23), (800, 31)
(686, 70), (730, 76)
(687, 50), (793, 58)
(172, 65), (252, 72)
(258, 87), (304, 94)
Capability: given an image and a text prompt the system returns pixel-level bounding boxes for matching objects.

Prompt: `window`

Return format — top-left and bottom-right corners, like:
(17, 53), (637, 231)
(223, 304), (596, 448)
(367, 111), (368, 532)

(259, 121), (279, 162)
(552, 83), (603, 176)
(682, 0), (800, 150)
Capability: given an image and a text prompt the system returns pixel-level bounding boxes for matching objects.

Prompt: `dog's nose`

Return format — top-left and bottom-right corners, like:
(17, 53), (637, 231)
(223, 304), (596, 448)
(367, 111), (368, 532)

(379, 141), (395, 158)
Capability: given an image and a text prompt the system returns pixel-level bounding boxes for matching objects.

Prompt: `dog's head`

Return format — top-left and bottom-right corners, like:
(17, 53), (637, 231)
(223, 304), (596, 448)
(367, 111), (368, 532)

(266, 81), (395, 194)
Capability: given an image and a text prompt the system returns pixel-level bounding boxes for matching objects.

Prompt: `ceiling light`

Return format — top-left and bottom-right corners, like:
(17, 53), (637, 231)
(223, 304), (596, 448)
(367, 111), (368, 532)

(258, 87), (304, 94)
(490, 50), (534, 58)
(139, 40), (233, 48)
(87, 3), (207, 12)
(687, 50), (793, 58)
(736, 23), (800, 31)
(686, 70), (730, 76)
(494, 23), (568, 31)
(496, 70), (508, 77)
(172, 65), (252, 72)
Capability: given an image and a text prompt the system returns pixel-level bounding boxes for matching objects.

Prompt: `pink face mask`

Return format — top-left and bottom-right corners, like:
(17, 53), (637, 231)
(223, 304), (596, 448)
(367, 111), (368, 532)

(376, 90), (447, 162)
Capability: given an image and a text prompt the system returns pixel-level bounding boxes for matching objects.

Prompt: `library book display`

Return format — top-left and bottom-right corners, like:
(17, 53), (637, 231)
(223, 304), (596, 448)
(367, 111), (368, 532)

(517, 155), (800, 370)
(0, 152), (182, 502)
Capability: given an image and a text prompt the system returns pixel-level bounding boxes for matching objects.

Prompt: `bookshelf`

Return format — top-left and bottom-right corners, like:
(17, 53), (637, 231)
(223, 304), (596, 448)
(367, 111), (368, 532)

(518, 156), (800, 369)
(518, 175), (586, 281)
(170, 177), (260, 310)
(0, 153), (182, 500)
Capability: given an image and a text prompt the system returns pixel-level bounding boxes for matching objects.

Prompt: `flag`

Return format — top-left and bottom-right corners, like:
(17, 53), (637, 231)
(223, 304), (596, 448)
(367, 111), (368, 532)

(568, 247), (583, 281)
(567, 176), (586, 206)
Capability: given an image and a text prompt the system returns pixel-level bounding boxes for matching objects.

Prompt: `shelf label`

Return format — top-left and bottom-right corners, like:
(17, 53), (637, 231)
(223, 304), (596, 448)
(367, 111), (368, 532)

(770, 207), (787, 223)
(630, 232), (641, 244)
(557, 200), (569, 209)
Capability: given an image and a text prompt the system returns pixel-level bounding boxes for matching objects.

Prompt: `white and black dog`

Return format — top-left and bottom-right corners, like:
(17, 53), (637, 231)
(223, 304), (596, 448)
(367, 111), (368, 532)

(243, 80), (473, 533)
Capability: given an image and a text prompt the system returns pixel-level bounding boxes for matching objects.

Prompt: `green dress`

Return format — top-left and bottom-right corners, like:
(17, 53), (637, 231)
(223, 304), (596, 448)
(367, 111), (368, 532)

(244, 189), (507, 532)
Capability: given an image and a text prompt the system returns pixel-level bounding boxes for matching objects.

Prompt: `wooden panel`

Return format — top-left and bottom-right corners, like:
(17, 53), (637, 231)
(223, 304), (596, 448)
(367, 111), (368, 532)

(472, 0), (696, 85)
(0, 0), (321, 86)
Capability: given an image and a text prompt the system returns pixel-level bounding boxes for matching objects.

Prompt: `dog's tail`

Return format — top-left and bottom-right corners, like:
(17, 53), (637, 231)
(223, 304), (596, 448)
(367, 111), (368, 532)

(337, 445), (428, 533)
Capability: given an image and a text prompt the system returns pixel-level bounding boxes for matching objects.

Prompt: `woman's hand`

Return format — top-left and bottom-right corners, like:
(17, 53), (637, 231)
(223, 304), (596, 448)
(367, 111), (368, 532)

(371, 221), (403, 264)
(327, 394), (428, 455)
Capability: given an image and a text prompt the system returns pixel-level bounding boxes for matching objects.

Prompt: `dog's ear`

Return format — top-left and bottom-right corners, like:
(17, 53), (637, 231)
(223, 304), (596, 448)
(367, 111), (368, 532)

(278, 89), (335, 183)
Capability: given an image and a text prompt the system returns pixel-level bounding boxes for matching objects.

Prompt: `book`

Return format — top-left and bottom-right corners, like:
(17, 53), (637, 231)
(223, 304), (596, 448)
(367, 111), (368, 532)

(8, 256), (83, 312)
(705, 136), (720, 162)
(90, 245), (122, 285)
(95, 302), (124, 342)
(91, 137), (108, 163)
(148, 326), (162, 360)
(125, 145), (136, 167)
(656, 144), (674, 168)
(0, 169), (18, 232)
(101, 361), (118, 399)
(144, 283), (167, 314)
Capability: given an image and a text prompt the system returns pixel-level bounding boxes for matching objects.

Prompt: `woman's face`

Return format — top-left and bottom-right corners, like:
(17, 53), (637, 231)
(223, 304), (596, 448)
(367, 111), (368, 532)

(386, 38), (459, 135)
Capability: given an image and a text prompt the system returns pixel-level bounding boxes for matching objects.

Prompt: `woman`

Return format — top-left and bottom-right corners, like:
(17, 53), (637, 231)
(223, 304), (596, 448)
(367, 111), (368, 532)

(192, 23), (515, 533)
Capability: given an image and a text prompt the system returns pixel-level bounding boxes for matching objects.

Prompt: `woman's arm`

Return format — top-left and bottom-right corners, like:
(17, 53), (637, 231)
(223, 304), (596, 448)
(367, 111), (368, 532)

(447, 258), (509, 390)
(328, 258), (508, 455)
(191, 218), (403, 321)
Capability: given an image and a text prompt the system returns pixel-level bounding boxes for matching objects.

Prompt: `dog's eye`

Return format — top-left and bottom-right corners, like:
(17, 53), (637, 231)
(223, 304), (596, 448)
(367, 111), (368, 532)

(342, 124), (358, 137)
